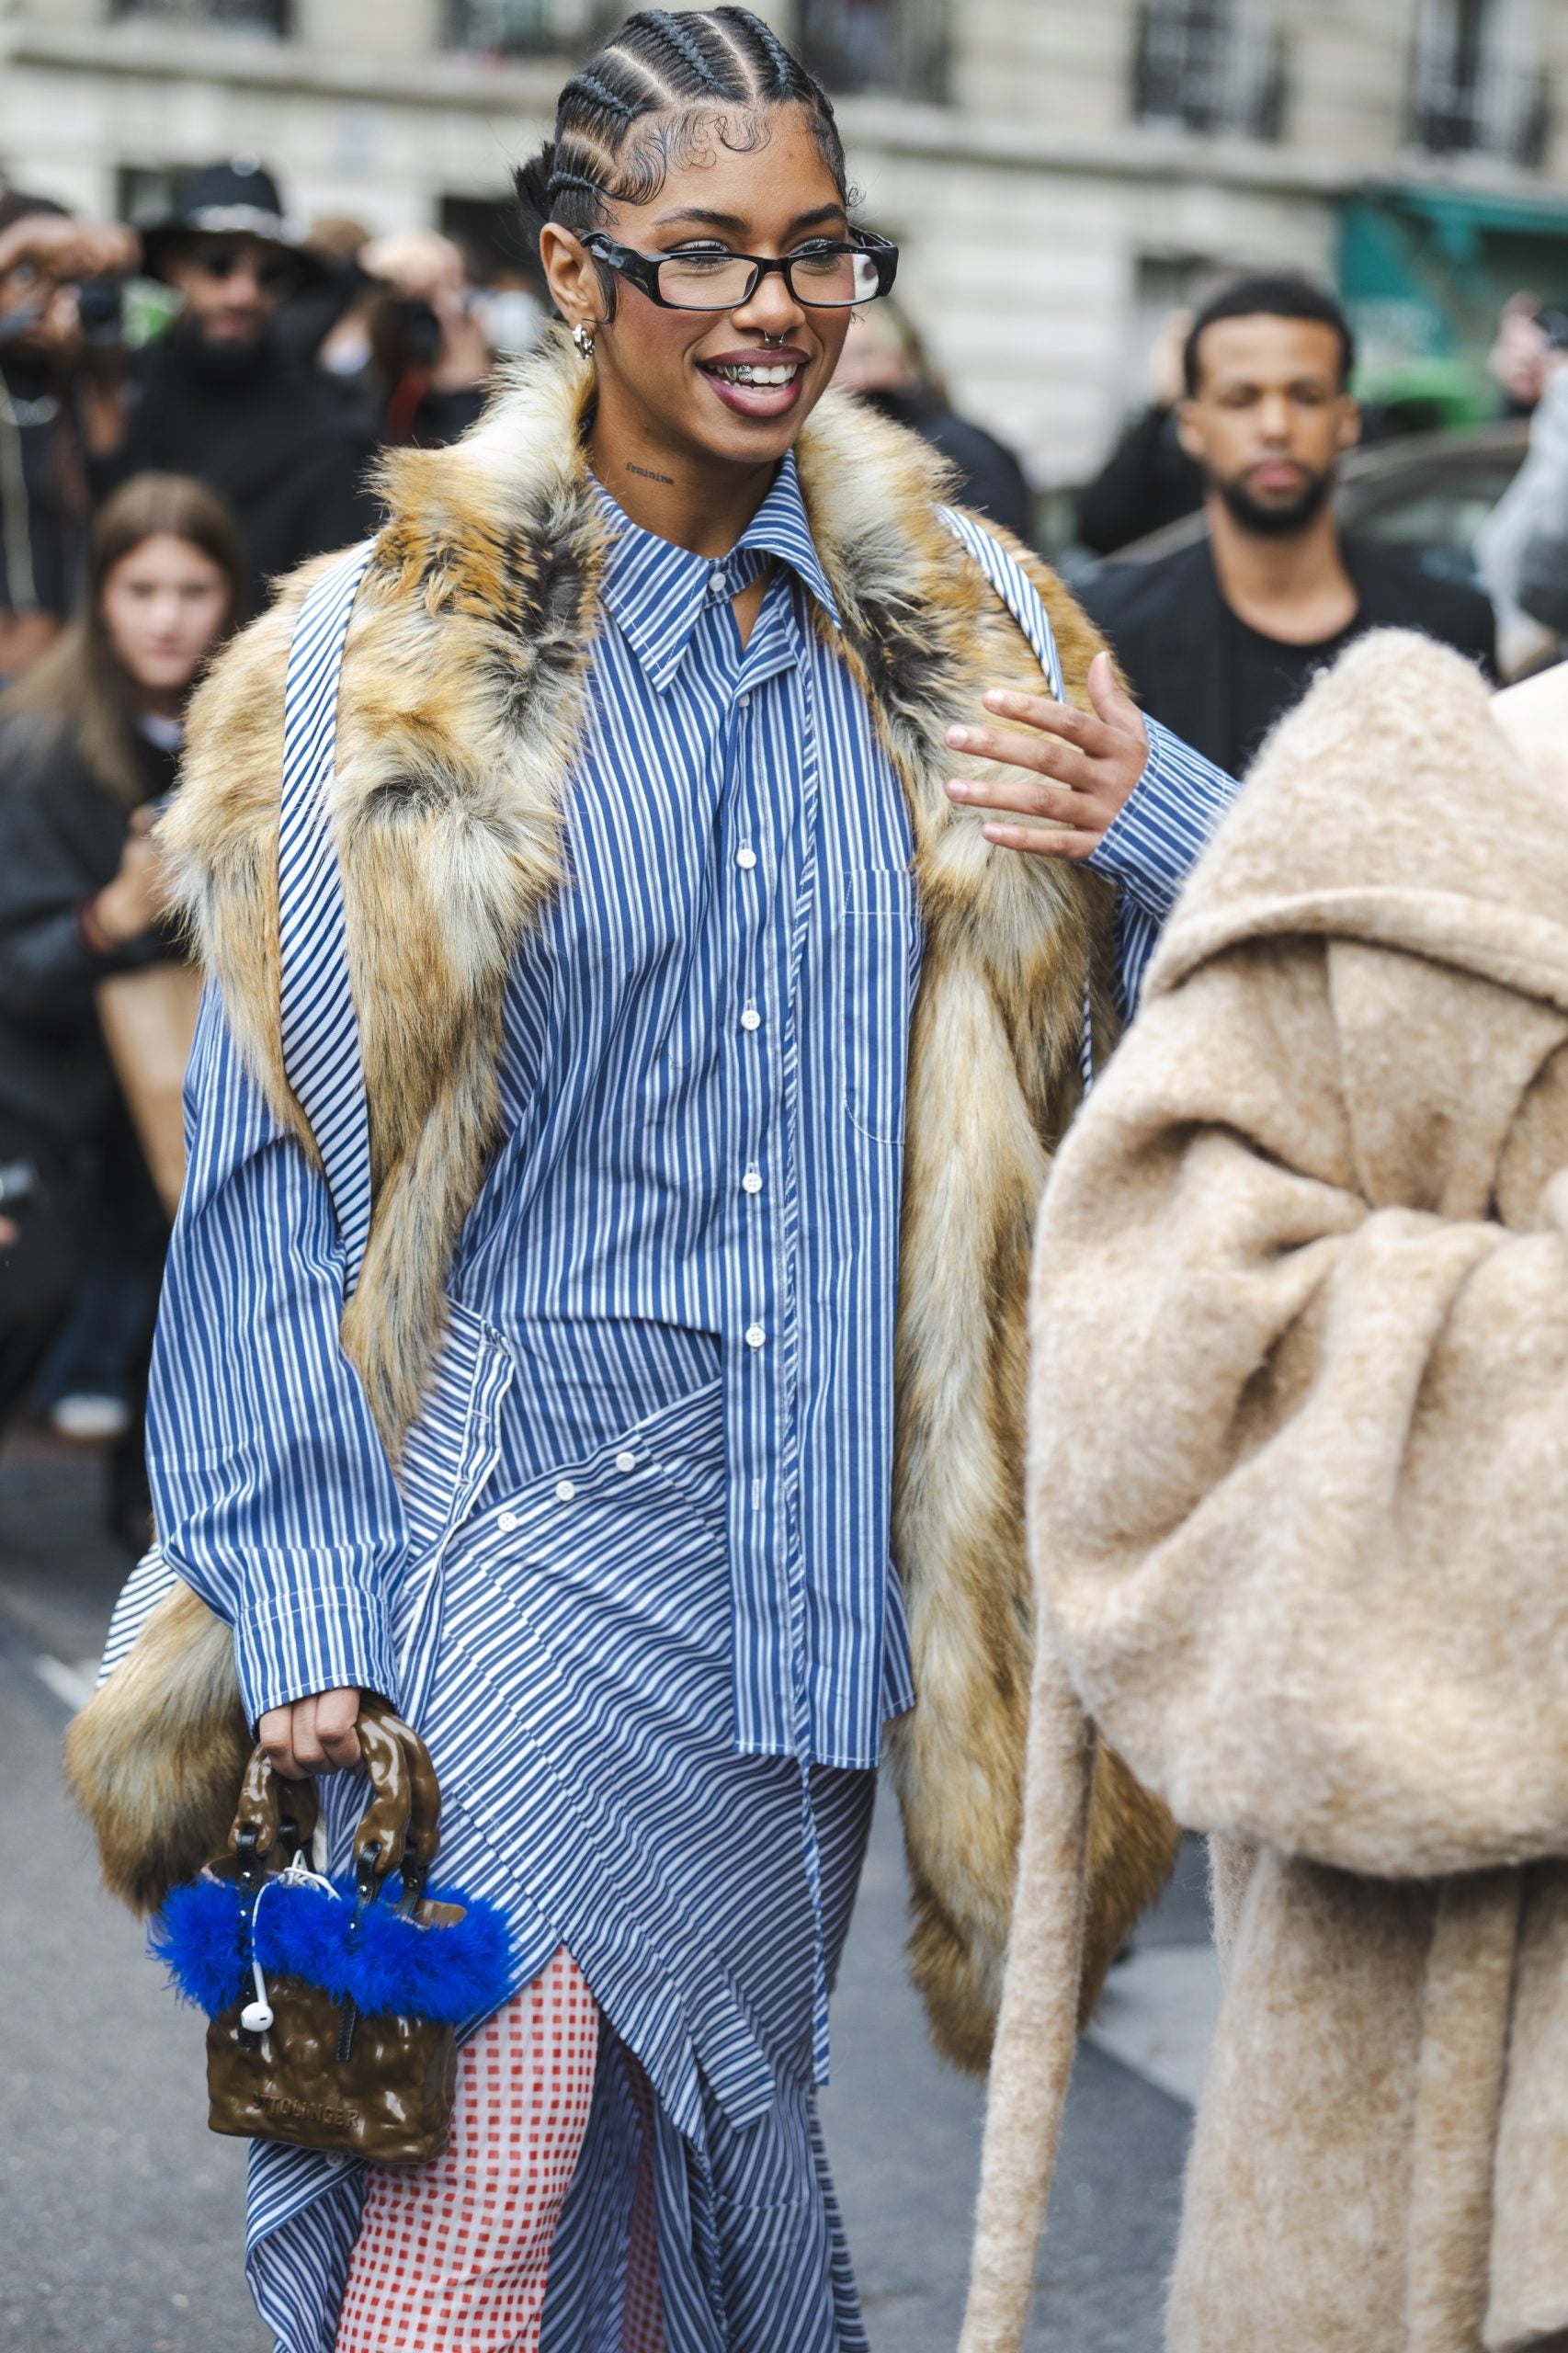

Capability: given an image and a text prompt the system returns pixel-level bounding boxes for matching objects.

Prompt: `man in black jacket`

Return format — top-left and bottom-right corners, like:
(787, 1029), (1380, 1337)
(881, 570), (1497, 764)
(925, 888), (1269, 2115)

(1079, 275), (1495, 778)
(97, 161), (376, 610)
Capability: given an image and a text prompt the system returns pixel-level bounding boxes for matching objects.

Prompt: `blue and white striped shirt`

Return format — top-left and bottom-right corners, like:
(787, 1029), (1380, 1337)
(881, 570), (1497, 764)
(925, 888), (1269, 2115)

(146, 456), (1235, 1772)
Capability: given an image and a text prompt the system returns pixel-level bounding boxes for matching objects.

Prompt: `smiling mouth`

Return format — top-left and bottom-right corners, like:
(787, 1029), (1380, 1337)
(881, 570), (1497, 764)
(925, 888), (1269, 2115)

(703, 360), (803, 386)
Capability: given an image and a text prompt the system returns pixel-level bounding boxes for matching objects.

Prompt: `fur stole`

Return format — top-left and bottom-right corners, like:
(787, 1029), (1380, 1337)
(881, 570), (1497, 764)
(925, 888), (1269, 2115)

(65, 331), (1177, 2067)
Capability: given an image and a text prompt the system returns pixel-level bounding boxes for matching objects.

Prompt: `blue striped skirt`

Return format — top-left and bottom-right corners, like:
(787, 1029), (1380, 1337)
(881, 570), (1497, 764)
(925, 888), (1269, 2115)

(111, 1302), (875, 2353)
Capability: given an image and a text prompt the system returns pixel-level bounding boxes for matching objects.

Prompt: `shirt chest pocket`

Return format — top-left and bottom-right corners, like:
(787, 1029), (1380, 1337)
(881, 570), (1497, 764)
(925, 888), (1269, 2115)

(840, 867), (916, 1146)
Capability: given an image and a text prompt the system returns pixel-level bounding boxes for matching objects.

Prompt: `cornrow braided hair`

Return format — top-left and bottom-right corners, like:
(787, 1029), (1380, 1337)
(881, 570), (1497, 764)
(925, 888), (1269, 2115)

(514, 6), (848, 301)
(560, 67), (641, 123)
(547, 164), (605, 203)
(644, 7), (719, 84)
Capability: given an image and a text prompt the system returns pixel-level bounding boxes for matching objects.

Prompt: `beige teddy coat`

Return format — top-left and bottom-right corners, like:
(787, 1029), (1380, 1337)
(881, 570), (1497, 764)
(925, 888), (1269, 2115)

(961, 631), (1568, 2353)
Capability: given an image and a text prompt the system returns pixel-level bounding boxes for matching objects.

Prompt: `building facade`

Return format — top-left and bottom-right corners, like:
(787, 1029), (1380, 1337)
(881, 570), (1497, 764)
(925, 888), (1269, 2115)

(3, 0), (1567, 483)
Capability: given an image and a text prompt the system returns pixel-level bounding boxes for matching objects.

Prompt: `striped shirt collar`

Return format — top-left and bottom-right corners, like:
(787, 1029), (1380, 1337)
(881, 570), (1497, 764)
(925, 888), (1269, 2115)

(593, 450), (840, 690)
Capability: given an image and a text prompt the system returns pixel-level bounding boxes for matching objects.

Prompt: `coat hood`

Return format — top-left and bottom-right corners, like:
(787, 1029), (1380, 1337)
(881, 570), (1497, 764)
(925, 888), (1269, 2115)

(1145, 630), (1568, 1017)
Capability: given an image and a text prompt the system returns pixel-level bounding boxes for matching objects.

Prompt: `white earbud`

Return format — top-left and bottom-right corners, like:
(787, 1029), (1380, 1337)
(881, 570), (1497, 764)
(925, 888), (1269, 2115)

(240, 1958), (274, 2035)
(238, 1859), (336, 2035)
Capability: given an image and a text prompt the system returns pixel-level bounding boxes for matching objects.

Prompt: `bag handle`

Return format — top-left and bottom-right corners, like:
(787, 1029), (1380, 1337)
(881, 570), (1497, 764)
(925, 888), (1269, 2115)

(350, 1698), (442, 1905)
(229, 1695), (442, 1908)
(228, 1747), (319, 1879)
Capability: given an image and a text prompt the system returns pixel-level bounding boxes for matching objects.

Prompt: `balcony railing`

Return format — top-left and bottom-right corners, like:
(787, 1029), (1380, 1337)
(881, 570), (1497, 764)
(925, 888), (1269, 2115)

(1412, 51), (1549, 164)
(1135, 0), (1285, 140)
(797, 0), (949, 103)
(110, 0), (290, 28)
(446, 0), (951, 95)
(444, 0), (605, 57)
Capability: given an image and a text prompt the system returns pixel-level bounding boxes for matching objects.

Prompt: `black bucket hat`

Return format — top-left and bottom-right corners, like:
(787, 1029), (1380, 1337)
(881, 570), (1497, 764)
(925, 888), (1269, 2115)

(139, 158), (327, 285)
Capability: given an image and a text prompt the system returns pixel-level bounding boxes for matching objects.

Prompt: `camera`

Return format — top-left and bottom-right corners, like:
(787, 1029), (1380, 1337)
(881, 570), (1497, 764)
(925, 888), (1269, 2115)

(375, 295), (444, 379)
(0, 1161), (39, 1213)
(75, 275), (126, 348)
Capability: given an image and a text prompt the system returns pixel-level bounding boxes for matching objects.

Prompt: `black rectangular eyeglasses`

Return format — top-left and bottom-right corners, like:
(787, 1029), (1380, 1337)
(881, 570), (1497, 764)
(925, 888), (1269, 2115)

(580, 229), (898, 313)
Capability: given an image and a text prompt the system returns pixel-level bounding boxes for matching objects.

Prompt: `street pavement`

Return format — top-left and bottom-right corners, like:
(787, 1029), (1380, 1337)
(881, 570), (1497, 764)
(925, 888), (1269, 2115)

(0, 1430), (1212, 2352)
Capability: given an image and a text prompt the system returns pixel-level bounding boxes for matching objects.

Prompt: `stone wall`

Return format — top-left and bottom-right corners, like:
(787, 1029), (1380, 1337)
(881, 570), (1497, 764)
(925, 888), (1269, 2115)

(2, 0), (1563, 485)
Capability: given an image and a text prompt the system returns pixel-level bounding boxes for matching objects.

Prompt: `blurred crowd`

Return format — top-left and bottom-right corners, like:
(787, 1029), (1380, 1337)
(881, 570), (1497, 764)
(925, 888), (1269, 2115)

(0, 157), (544, 1543)
(1, 150), (1565, 1551)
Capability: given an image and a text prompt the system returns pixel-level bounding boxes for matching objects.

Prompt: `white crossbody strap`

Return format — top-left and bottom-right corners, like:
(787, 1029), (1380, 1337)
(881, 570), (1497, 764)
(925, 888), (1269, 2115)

(937, 506), (1065, 700)
(277, 539), (378, 1293)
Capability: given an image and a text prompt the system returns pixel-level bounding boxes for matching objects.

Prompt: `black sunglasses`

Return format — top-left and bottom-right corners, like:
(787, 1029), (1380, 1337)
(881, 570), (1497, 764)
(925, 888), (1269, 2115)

(580, 229), (898, 313)
(189, 242), (294, 292)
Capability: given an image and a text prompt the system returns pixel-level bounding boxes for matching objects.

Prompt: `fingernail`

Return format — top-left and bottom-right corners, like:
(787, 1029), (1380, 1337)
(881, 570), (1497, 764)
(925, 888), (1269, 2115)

(945, 779), (968, 800)
(946, 724), (972, 748)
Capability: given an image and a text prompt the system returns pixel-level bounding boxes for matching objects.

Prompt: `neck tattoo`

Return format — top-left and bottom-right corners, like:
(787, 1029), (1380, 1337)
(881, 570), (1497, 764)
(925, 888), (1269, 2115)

(626, 460), (675, 485)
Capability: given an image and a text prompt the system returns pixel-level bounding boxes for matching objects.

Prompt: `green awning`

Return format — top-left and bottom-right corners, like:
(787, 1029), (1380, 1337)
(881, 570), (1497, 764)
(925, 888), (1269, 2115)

(1369, 179), (1568, 247)
(1339, 179), (1568, 390)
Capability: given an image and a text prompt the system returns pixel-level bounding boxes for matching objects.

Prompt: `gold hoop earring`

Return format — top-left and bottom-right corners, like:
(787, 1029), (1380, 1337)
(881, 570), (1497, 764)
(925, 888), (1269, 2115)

(573, 321), (596, 359)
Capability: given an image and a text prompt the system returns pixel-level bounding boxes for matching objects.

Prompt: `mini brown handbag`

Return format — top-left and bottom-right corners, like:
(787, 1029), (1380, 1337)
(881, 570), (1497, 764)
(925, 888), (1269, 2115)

(152, 1698), (510, 2166)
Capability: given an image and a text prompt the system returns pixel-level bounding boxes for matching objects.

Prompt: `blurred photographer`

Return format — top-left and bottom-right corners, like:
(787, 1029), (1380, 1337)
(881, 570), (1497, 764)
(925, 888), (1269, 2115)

(0, 190), (136, 681)
(1488, 288), (1558, 417)
(94, 160), (378, 610)
(833, 295), (1033, 537)
(1479, 308), (1568, 674)
(355, 229), (497, 448)
(0, 473), (242, 1515)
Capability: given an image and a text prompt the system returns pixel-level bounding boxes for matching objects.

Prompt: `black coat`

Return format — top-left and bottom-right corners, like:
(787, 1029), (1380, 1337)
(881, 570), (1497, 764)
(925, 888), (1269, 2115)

(0, 714), (178, 1144)
(0, 351), (84, 622)
(1078, 533), (1498, 773)
(1074, 404), (1204, 557)
(101, 326), (378, 609)
(859, 386), (1035, 540)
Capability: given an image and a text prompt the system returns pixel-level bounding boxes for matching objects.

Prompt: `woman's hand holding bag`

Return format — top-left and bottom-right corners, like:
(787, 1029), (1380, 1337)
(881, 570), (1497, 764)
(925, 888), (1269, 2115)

(151, 1696), (510, 2165)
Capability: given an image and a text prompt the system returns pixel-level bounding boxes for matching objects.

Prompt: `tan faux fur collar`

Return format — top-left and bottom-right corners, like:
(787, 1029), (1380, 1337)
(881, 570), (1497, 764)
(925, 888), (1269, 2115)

(162, 328), (1108, 1451)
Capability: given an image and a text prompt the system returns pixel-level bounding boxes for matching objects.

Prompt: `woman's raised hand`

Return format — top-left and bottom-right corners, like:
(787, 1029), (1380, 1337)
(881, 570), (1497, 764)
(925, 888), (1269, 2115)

(942, 649), (1150, 859)
(90, 806), (165, 946)
(258, 1688), (362, 1780)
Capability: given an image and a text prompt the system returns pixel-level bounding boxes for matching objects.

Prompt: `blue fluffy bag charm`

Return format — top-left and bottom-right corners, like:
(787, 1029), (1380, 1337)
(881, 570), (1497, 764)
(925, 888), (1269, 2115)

(150, 1696), (509, 2164)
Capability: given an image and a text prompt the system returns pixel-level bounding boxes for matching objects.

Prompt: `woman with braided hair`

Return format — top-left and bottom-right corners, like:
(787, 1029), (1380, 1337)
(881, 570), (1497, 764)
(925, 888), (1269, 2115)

(72, 8), (1237, 2347)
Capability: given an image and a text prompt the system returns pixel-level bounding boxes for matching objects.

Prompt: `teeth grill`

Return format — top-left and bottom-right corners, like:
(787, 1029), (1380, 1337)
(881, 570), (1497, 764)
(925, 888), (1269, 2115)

(715, 363), (799, 385)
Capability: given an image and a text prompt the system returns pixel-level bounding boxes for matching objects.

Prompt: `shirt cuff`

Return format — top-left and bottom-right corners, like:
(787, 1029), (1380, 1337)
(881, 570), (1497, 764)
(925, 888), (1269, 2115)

(233, 1582), (399, 1728)
(1087, 717), (1240, 925)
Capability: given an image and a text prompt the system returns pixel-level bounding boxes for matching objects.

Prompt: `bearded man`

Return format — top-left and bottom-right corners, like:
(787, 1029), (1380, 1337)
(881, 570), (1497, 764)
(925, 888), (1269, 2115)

(1080, 273), (1496, 774)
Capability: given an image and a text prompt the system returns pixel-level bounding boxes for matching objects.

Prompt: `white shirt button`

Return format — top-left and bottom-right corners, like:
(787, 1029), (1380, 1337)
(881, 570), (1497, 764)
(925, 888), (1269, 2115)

(744, 1324), (767, 1350)
(614, 1450), (637, 1473)
(496, 1510), (519, 1533)
(736, 692), (751, 710)
(554, 1479), (576, 1502)
(736, 846), (757, 870)
(742, 1168), (763, 1195)
(708, 567), (729, 595)
(740, 1006), (761, 1032)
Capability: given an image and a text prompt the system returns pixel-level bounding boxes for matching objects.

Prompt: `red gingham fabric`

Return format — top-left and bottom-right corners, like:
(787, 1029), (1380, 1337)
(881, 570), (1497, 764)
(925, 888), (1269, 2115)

(335, 1949), (601, 2352)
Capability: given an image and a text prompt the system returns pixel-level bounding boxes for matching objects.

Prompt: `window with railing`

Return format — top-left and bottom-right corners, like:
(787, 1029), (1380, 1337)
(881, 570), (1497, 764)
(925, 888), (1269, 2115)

(1411, 0), (1547, 165)
(444, 0), (603, 56)
(1135, 0), (1285, 139)
(797, 0), (949, 103)
(110, 0), (290, 28)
